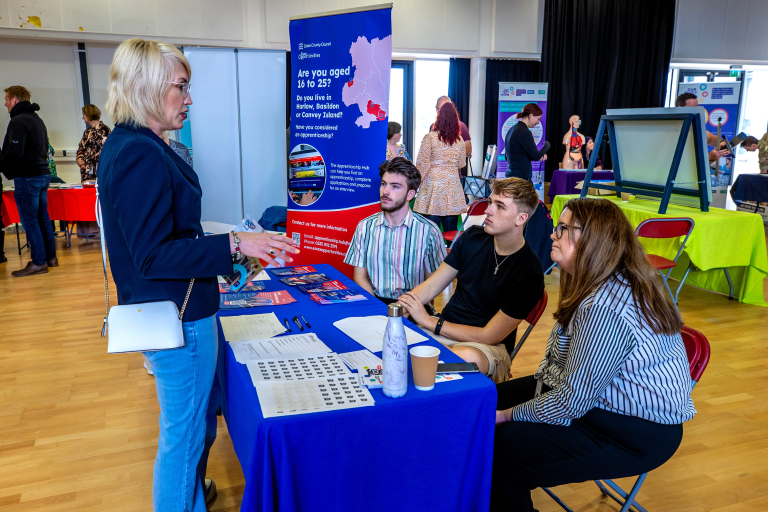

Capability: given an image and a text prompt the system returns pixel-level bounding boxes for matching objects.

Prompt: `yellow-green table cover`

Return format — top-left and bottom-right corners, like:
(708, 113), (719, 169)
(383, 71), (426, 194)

(551, 195), (768, 307)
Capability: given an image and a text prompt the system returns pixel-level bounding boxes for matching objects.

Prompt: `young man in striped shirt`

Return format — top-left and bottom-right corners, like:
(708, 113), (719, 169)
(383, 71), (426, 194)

(344, 157), (447, 305)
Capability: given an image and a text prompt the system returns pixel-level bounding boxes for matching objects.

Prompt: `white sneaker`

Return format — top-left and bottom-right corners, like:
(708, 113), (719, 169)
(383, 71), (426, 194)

(144, 360), (153, 376)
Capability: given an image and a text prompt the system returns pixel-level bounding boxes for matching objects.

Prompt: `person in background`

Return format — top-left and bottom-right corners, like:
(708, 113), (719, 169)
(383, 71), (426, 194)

(76, 104), (111, 182)
(584, 136), (603, 169)
(398, 178), (544, 384)
(433, 96), (471, 160)
(739, 135), (759, 153)
(345, 157), (445, 305)
(0, 85), (57, 276)
(674, 93), (729, 163)
(491, 198), (695, 512)
(99, 38), (298, 512)
(386, 121), (410, 161)
(503, 103), (550, 182)
(759, 132), (768, 174)
(414, 101), (467, 233)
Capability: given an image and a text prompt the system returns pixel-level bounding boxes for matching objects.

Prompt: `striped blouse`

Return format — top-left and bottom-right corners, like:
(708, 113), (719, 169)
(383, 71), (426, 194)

(343, 210), (446, 300)
(512, 274), (696, 426)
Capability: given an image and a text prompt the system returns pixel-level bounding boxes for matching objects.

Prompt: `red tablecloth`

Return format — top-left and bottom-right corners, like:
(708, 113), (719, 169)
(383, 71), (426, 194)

(1, 188), (97, 227)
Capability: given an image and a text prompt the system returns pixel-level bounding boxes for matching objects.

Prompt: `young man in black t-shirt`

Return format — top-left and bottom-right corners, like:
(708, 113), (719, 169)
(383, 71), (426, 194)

(398, 178), (545, 382)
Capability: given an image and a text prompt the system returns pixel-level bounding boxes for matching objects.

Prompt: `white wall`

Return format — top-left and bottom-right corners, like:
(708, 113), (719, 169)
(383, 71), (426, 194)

(0, 0), (545, 58)
(0, 38), (85, 185)
(673, 0), (768, 63)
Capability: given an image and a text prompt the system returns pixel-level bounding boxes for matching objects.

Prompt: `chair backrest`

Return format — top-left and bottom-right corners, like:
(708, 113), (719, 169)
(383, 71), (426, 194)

(450, 199), (490, 249)
(467, 198), (490, 217)
(526, 289), (548, 327)
(635, 217), (694, 239)
(681, 325), (711, 383)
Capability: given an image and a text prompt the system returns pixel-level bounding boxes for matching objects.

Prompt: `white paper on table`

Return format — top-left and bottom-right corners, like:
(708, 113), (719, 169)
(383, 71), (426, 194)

(333, 315), (428, 353)
(338, 350), (383, 370)
(220, 313), (287, 342)
(255, 375), (375, 418)
(201, 221), (237, 235)
(229, 333), (331, 363)
(245, 353), (350, 383)
(252, 270), (271, 281)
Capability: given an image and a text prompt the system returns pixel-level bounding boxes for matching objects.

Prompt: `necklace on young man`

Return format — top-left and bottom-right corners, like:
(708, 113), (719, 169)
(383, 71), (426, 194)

(493, 239), (523, 275)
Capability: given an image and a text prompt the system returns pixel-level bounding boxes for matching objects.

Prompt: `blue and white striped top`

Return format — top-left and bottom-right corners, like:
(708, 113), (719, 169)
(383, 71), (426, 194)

(512, 274), (696, 426)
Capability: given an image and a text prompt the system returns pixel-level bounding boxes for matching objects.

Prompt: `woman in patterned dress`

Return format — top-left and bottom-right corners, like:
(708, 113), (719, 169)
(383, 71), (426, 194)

(413, 102), (467, 232)
(386, 121), (411, 161)
(76, 104), (111, 182)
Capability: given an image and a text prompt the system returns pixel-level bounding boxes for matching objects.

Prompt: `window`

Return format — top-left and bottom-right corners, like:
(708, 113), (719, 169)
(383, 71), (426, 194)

(735, 70), (768, 178)
(413, 59), (450, 157)
(389, 61), (413, 158)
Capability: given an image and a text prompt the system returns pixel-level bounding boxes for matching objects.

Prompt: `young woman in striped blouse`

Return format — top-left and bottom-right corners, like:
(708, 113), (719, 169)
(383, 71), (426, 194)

(491, 198), (696, 512)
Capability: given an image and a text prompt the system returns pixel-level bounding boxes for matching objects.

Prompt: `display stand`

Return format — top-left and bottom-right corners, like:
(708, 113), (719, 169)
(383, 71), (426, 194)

(580, 109), (710, 214)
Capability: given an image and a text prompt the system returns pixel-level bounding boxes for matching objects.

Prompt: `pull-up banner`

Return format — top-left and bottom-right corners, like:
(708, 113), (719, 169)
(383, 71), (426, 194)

(287, 5), (392, 275)
(497, 83), (548, 198)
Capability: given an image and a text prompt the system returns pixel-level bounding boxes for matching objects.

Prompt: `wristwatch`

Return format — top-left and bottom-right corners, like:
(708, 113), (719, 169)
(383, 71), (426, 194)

(434, 318), (445, 336)
(231, 231), (242, 259)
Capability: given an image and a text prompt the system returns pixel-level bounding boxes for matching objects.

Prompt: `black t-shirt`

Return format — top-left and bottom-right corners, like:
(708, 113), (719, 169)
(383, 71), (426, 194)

(441, 226), (545, 351)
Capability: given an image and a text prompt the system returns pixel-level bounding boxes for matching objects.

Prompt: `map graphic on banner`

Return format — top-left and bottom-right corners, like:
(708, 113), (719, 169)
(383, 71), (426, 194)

(676, 81), (741, 190)
(342, 36), (391, 128)
(287, 7), (392, 276)
(497, 83), (548, 192)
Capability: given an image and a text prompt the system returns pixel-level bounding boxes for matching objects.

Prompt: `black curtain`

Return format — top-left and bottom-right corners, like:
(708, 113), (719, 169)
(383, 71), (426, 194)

(448, 58), (471, 127)
(483, 59), (542, 156)
(540, 0), (675, 179)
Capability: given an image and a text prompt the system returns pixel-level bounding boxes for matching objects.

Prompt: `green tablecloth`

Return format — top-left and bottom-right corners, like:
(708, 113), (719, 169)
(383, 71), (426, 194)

(551, 195), (768, 307)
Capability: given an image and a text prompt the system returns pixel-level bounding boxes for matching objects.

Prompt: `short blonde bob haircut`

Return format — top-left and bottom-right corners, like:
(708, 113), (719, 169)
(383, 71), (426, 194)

(106, 38), (191, 127)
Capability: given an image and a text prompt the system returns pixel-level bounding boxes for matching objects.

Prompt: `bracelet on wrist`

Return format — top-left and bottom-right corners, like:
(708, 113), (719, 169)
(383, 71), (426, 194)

(434, 318), (445, 336)
(231, 231), (242, 259)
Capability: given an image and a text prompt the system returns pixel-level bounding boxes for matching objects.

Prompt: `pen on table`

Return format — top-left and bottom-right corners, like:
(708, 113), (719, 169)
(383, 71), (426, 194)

(300, 315), (311, 328)
(283, 318), (292, 332)
(292, 316), (304, 331)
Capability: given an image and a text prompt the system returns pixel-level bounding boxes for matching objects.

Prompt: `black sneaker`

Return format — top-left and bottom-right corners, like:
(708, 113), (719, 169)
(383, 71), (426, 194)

(204, 478), (218, 510)
(0, 255), (6, 264)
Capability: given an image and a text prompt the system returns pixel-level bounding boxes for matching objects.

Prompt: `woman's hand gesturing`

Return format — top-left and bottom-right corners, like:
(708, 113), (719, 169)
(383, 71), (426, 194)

(232, 232), (300, 267)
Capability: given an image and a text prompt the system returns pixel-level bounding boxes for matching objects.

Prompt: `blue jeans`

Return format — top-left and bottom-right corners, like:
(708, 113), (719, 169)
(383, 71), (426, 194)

(14, 176), (56, 265)
(143, 314), (218, 512)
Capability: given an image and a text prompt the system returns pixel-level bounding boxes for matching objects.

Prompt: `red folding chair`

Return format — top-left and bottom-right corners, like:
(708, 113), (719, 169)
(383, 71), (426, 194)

(509, 290), (548, 362)
(443, 198), (489, 245)
(635, 218), (694, 306)
(543, 325), (711, 512)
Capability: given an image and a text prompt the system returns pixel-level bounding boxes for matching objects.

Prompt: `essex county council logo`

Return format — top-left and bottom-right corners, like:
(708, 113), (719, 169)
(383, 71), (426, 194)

(501, 88), (511, 97)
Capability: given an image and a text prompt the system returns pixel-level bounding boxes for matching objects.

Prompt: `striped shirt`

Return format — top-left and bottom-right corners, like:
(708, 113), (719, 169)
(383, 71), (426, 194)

(344, 210), (446, 300)
(512, 274), (696, 426)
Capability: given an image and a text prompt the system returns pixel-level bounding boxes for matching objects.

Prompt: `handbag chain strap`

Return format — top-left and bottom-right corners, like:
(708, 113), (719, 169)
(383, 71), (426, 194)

(96, 183), (194, 337)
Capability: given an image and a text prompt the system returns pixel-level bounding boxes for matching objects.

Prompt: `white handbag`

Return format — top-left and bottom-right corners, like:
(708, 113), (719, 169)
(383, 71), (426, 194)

(96, 183), (194, 354)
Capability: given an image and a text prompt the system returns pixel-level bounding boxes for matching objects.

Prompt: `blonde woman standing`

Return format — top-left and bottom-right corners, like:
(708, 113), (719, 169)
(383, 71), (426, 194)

(99, 39), (298, 511)
(413, 101), (467, 232)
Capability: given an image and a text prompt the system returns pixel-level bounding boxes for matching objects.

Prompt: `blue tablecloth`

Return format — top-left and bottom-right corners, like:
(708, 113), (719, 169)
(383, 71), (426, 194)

(547, 169), (615, 203)
(217, 264), (497, 512)
(730, 173), (768, 204)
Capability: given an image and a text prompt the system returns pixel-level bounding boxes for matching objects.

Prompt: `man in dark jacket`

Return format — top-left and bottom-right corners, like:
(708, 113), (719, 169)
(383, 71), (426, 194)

(1, 86), (57, 276)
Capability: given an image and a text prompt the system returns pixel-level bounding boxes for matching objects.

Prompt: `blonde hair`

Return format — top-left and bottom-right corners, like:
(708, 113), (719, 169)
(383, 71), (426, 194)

(106, 38), (191, 127)
(4, 86), (31, 102)
(82, 104), (101, 121)
(490, 177), (539, 217)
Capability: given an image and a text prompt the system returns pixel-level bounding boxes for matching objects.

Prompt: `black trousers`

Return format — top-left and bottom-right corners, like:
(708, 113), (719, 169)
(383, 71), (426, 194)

(491, 375), (683, 512)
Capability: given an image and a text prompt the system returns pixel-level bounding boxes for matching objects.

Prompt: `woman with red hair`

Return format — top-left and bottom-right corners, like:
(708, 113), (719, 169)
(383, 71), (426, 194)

(414, 101), (467, 232)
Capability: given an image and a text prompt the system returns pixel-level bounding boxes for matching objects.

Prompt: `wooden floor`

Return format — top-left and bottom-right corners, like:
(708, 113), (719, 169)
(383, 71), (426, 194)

(0, 230), (767, 511)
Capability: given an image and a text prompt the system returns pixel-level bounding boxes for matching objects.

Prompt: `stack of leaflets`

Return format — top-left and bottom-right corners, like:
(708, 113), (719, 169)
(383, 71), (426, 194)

(309, 289), (367, 305)
(269, 266), (317, 276)
(219, 290), (296, 309)
(279, 273), (332, 286)
(218, 281), (265, 293)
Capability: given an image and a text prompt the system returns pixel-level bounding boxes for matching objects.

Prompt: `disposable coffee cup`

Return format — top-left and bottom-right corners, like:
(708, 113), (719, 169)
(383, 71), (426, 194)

(410, 345), (440, 391)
